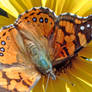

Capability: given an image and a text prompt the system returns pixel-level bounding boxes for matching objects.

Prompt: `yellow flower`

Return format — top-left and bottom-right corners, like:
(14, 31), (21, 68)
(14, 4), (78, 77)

(0, 0), (92, 92)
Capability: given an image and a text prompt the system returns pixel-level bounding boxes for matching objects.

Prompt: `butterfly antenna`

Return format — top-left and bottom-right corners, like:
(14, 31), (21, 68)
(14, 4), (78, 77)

(45, 74), (50, 92)
(57, 76), (76, 86)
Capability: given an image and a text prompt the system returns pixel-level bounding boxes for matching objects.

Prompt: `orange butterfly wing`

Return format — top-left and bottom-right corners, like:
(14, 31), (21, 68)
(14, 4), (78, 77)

(0, 26), (41, 92)
(52, 13), (92, 65)
(0, 66), (41, 92)
(0, 26), (21, 64)
(15, 7), (56, 39)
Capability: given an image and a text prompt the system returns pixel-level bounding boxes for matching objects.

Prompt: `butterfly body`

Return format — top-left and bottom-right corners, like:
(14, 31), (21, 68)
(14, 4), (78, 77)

(25, 39), (55, 79)
(0, 7), (92, 92)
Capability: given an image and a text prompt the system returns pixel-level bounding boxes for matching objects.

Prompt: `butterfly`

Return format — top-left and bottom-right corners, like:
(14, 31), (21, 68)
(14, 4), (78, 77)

(0, 7), (92, 92)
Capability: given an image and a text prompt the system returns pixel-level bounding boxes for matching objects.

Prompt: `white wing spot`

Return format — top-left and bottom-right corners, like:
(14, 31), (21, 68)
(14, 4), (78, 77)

(80, 26), (85, 30)
(87, 24), (91, 28)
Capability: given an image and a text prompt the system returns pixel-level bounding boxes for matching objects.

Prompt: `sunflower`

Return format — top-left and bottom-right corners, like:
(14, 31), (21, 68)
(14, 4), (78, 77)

(0, 0), (92, 92)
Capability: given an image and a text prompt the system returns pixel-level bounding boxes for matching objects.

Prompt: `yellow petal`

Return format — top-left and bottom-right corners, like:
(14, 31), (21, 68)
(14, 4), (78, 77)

(15, 0), (33, 10)
(61, 0), (88, 13)
(79, 46), (92, 59)
(65, 84), (70, 92)
(41, 0), (47, 7)
(33, 75), (67, 92)
(65, 58), (92, 91)
(0, 0), (42, 19)
(73, 57), (92, 74)
(62, 0), (91, 16)
(61, 0), (72, 13)
(30, 0), (42, 7)
(87, 42), (92, 47)
(45, 0), (57, 12)
(45, 0), (91, 16)
(11, 0), (42, 10)
(0, 0), (19, 18)
(76, 0), (92, 16)
(66, 73), (92, 92)
(54, 0), (66, 15)
(67, 72), (92, 91)
(32, 76), (47, 92)
(69, 58), (92, 83)
(0, 13), (15, 28)
(67, 0), (89, 14)
(45, 0), (66, 15)
(9, 0), (26, 14)
(83, 8), (92, 16)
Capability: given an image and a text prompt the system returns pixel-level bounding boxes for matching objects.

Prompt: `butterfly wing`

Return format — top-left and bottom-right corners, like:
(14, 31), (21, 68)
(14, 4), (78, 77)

(0, 27), (41, 92)
(0, 26), (22, 64)
(52, 13), (92, 65)
(0, 66), (41, 92)
(15, 7), (56, 39)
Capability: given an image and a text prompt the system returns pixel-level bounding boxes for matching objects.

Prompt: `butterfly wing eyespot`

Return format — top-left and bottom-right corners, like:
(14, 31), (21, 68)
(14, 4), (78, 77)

(15, 7), (56, 39)
(0, 27), (20, 64)
(0, 26), (28, 65)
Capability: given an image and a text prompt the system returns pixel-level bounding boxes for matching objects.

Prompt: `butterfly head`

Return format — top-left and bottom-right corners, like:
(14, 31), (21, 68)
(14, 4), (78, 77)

(34, 52), (56, 80)
(39, 54), (56, 80)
